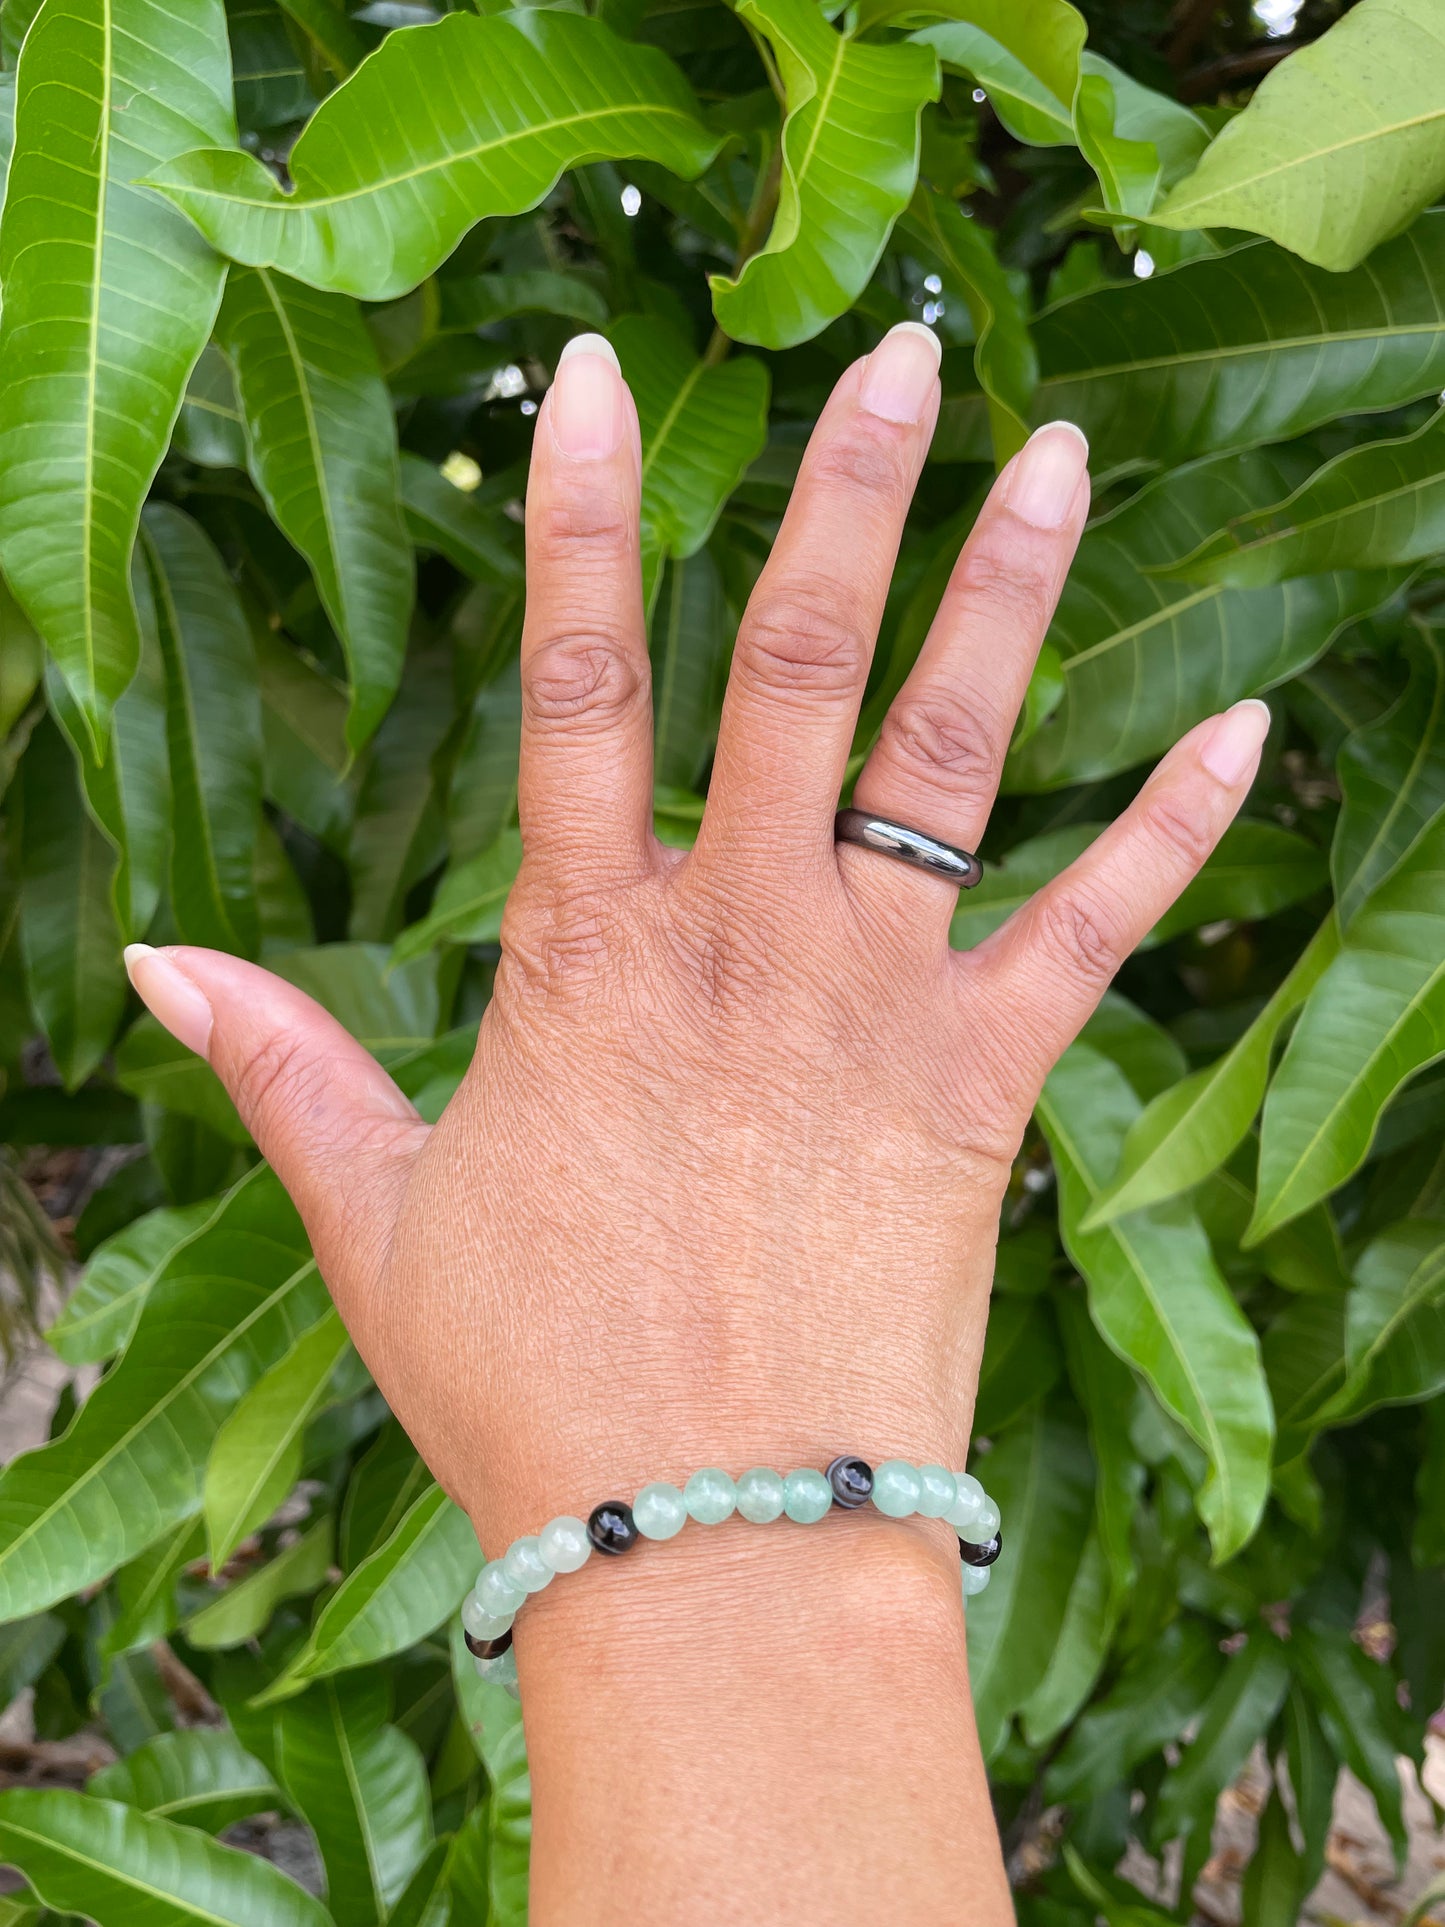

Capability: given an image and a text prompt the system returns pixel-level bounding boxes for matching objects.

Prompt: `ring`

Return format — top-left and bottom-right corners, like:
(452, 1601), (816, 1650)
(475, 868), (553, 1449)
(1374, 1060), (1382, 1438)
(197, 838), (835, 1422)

(834, 809), (983, 888)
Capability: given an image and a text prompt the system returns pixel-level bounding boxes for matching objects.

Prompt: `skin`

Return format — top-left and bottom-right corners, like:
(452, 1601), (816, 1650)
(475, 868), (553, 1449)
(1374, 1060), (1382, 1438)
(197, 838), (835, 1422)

(126, 322), (1268, 1924)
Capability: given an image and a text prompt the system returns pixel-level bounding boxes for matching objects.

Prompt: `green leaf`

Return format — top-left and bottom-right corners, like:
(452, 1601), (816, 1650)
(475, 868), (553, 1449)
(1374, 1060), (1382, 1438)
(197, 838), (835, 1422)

(0, 0), (234, 749)
(709, 0), (938, 349)
(47, 1195), (220, 1366)
(228, 0), (313, 137)
(271, 1674), (431, 1926)
(1038, 1044), (1273, 1560)
(973, 1296), (1061, 1435)
(174, 343), (248, 470)
(217, 265), (413, 753)
(1241, 1785), (1308, 1927)
(1283, 1683), (1335, 1889)
(905, 0), (1085, 148)
(651, 547), (730, 793)
(1152, 0), (1445, 273)
(346, 646), (450, 942)
(258, 1484), (479, 1703)
(1085, 917), (1339, 1226)
(150, 11), (721, 302)
(0, 1613), (63, 1707)
(204, 1307), (349, 1571)
(1018, 1530), (1118, 1747)
(12, 711), (126, 1087)
(390, 831), (522, 965)
(0, 1787), (332, 1927)
(964, 1405), (1093, 1758)
(254, 624), (351, 850)
(276, 0), (364, 78)
(100, 1516), (205, 1666)
(901, 186), (1035, 465)
(439, 268), (607, 334)
(1046, 1617), (1223, 1801)
(1073, 52), (1206, 232)
(1168, 408), (1445, 589)
(0, 1164), (326, 1620)
(185, 1514), (335, 1650)
(1057, 1293), (1143, 1605)
(613, 315), (769, 606)
(934, 218), (1445, 477)
(1004, 447), (1401, 791)
(1153, 1634), (1290, 1845)
(90, 1727), (282, 1834)
(1291, 1621), (1407, 1860)
(399, 454), (524, 588)
(1339, 1217), (1445, 1416)
(1251, 816), (1445, 1240)
(143, 503), (264, 956)
(450, 1618), (530, 1924)
(1146, 819), (1326, 947)
(1334, 624), (1445, 927)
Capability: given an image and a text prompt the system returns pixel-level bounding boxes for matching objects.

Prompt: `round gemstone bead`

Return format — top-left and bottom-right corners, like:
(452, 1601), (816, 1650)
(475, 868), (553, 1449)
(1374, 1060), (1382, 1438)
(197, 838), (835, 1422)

(501, 1536), (553, 1594)
(538, 1515), (592, 1575)
(634, 1481), (688, 1540)
(783, 1468), (833, 1523)
(960, 1529), (1002, 1569)
(477, 1563), (526, 1617)
(587, 1501), (638, 1555)
(684, 1468), (736, 1524)
(735, 1467), (786, 1523)
(462, 1592), (514, 1642)
(945, 1472), (986, 1532)
(871, 1459), (923, 1518)
(463, 1625), (513, 1660)
(961, 1562), (992, 1597)
(916, 1464), (957, 1519)
(826, 1456), (874, 1509)
(960, 1497), (1002, 1545)
(475, 1645), (520, 1693)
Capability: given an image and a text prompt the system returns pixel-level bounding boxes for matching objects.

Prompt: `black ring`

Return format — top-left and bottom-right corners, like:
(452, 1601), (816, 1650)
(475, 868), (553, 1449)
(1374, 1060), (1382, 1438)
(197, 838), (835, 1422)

(834, 809), (983, 888)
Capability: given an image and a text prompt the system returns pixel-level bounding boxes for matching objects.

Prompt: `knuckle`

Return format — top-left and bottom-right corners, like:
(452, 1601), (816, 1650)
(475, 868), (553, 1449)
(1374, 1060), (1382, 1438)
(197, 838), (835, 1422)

(951, 542), (1055, 635)
(1139, 789), (1216, 871)
(877, 694), (1000, 803)
(1032, 888), (1124, 986)
(498, 888), (617, 1006)
(736, 585), (870, 702)
(523, 632), (643, 731)
(230, 1031), (327, 1139)
(531, 488), (633, 558)
(810, 426), (911, 507)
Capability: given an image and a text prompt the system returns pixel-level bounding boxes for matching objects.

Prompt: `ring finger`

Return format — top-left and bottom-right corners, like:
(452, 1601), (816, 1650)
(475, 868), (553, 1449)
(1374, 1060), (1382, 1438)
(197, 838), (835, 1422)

(844, 421), (1090, 939)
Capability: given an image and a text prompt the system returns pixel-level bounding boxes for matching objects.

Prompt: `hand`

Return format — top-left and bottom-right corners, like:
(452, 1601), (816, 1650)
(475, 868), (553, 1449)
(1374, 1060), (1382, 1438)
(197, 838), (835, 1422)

(125, 321), (1267, 1923)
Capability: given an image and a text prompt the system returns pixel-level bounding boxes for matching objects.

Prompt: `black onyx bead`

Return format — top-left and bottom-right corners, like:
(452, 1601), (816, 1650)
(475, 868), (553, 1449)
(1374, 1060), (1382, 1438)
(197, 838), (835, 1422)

(826, 1455), (874, 1509)
(463, 1627), (514, 1661)
(587, 1501), (639, 1555)
(960, 1530), (1002, 1569)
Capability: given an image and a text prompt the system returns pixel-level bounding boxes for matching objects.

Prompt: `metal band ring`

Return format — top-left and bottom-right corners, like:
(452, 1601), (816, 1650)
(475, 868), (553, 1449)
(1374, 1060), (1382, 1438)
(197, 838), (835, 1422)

(834, 809), (983, 889)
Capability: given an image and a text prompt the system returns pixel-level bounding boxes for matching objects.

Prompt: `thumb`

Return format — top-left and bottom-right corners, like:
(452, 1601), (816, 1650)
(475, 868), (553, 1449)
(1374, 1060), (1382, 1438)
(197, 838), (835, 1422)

(123, 944), (428, 1304)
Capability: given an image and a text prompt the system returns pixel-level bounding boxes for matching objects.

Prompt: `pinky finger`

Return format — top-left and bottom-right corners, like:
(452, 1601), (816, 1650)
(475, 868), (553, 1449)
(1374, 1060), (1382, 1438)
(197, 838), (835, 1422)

(966, 699), (1272, 1079)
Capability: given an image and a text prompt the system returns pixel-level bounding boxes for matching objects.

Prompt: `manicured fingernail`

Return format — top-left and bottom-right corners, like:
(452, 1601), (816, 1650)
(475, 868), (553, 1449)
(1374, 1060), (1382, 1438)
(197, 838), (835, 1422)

(123, 944), (213, 1058)
(859, 321), (942, 424)
(1002, 421), (1089, 529)
(550, 333), (625, 459)
(1201, 699), (1271, 786)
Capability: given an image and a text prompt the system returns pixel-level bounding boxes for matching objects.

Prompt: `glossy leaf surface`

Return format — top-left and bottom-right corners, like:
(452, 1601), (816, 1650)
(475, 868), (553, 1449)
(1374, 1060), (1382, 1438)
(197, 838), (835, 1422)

(90, 1728), (282, 1835)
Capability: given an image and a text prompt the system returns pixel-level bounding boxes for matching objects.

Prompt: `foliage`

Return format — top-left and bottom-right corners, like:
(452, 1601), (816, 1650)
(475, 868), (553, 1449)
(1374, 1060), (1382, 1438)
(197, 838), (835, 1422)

(0, 0), (1443, 1919)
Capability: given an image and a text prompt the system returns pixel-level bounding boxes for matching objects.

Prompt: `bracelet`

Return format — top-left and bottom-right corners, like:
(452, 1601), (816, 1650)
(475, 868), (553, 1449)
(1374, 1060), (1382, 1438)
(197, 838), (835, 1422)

(461, 1455), (1004, 1697)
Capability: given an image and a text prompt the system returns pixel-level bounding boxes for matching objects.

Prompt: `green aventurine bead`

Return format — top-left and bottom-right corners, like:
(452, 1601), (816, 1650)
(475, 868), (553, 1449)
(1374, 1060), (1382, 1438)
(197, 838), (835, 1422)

(960, 1496), (1001, 1545)
(735, 1467), (786, 1523)
(945, 1472), (985, 1532)
(634, 1481), (688, 1540)
(502, 1536), (552, 1593)
(871, 1459), (923, 1518)
(961, 1563), (992, 1597)
(916, 1465), (957, 1518)
(684, 1468), (736, 1524)
(477, 1564), (526, 1617)
(783, 1468), (832, 1523)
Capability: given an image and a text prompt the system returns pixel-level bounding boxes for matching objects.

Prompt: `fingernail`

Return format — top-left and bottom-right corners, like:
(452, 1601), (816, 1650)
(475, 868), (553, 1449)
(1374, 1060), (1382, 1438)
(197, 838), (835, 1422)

(1200, 699), (1271, 786)
(1002, 421), (1089, 529)
(859, 321), (942, 425)
(123, 944), (213, 1058)
(550, 333), (625, 459)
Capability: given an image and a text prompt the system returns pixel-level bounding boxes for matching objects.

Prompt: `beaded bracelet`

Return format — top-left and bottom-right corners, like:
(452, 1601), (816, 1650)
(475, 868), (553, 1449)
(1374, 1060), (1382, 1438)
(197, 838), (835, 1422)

(461, 1455), (1003, 1697)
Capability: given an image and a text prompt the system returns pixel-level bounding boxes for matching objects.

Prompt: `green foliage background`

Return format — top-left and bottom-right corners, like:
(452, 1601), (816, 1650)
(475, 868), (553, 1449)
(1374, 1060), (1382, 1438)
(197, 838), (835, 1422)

(0, 0), (1444, 1919)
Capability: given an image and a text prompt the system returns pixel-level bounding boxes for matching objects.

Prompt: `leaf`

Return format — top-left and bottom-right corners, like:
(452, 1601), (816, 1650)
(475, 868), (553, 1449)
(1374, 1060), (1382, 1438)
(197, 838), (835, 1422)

(399, 455), (523, 588)
(1241, 1784), (1308, 1927)
(449, 1619), (530, 1926)
(0, 1613), (63, 1706)
(143, 503), (264, 956)
(1334, 624), (1445, 926)
(185, 1514), (335, 1650)
(1146, 819), (1326, 947)
(1251, 816), (1445, 1240)
(174, 344), (248, 470)
(1018, 1531), (1118, 1747)
(709, 0), (938, 350)
(90, 1727), (282, 1834)
(1292, 1621), (1407, 1860)
(390, 831), (522, 965)
(253, 624), (351, 850)
(1046, 1618), (1223, 1801)
(964, 1405), (1094, 1758)
(12, 712), (126, 1087)
(100, 1516), (205, 1666)
(271, 1674), (431, 1926)
(204, 1307), (349, 1571)
(1153, 1634), (1290, 1845)
(1152, 0), (1445, 273)
(933, 218), (1445, 477)
(217, 265), (413, 753)
(1004, 447), (1402, 791)
(1057, 1293), (1143, 1606)
(1168, 408), (1445, 589)
(973, 1296), (1061, 1435)
(0, 1787), (332, 1927)
(228, 0), (313, 137)
(905, 0), (1085, 148)
(1038, 1043), (1274, 1560)
(276, 0), (365, 77)
(346, 646), (450, 942)
(950, 824), (1099, 950)
(0, 1164), (326, 1621)
(47, 1195), (220, 1366)
(0, 0), (234, 749)
(385, 1843), (451, 1927)
(901, 186), (1035, 465)
(1340, 1218), (1445, 1415)
(1086, 917), (1339, 1226)
(150, 11), (721, 302)
(437, 269), (607, 334)
(651, 547), (730, 792)
(340, 1424), (430, 1571)
(257, 1484), (479, 1702)
(1072, 53), (1195, 232)
(613, 315), (769, 606)
(1283, 1683), (1336, 1889)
